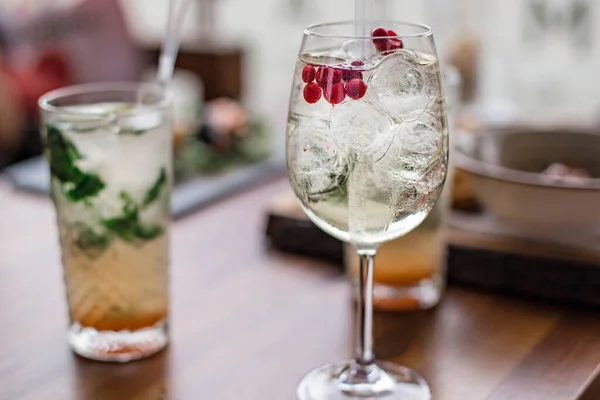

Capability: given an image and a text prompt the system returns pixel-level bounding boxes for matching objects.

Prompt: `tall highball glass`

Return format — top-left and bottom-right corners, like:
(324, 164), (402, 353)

(39, 83), (172, 362)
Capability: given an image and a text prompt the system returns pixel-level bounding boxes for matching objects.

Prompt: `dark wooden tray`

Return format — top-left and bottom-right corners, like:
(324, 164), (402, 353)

(265, 192), (600, 309)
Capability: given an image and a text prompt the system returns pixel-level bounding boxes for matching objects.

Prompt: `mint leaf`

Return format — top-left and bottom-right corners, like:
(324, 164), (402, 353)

(75, 225), (112, 251)
(142, 167), (167, 208)
(101, 192), (164, 242)
(46, 124), (81, 180)
(45, 124), (105, 201)
(132, 224), (164, 239)
(65, 174), (106, 202)
(101, 192), (140, 242)
(46, 125), (164, 245)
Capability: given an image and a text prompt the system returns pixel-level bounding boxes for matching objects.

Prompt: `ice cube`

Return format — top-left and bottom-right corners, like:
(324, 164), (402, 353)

(109, 108), (171, 192)
(64, 125), (120, 182)
(118, 110), (163, 134)
(73, 154), (105, 175)
(341, 39), (377, 61)
(329, 100), (395, 163)
(395, 111), (445, 178)
(368, 50), (441, 122)
(287, 117), (347, 202)
(400, 114), (443, 160)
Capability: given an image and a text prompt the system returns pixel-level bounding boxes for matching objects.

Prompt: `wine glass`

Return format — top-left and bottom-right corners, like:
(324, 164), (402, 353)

(285, 21), (449, 399)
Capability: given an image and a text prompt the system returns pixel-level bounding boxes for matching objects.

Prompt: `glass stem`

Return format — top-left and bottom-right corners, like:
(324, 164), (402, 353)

(356, 249), (376, 368)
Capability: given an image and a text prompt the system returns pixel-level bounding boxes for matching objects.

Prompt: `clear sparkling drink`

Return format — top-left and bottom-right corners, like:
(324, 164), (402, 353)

(287, 48), (449, 249)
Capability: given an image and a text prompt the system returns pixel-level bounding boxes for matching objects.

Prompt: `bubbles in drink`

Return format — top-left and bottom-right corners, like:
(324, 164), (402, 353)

(416, 149), (447, 197)
(396, 111), (444, 180)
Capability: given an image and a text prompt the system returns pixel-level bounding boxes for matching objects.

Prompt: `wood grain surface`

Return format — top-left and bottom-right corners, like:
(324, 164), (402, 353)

(0, 179), (598, 400)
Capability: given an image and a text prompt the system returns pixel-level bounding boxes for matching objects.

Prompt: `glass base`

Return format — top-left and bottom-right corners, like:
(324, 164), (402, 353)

(68, 321), (168, 362)
(297, 361), (431, 400)
(352, 276), (443, 311)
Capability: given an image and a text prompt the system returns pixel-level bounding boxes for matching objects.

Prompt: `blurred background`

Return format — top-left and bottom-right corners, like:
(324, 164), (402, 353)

(2, 0), (600, 165)
(2, 0), (600, 163)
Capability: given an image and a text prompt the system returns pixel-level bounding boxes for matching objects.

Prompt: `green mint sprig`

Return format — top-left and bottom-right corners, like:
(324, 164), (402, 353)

(142, 167), (167, 208)
(45, 124), (167, 252)
(45, 124), (105, 201)
(101, 192), (164, 243)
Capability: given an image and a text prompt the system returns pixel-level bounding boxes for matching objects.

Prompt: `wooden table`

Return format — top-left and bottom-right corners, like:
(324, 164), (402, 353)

(0, 178), (598, 400)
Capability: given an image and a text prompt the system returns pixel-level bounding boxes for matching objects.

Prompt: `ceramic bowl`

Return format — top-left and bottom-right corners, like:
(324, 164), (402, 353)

(454, 127), (600, 231)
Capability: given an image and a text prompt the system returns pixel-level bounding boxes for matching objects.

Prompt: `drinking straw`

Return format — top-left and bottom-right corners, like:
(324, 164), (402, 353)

(157, 0), (193, 88)
(354, 0), (374, 58)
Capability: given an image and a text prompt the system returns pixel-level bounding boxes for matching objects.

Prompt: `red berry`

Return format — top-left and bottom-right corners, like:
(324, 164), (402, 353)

(316, 67), (342, 88)
(387, 30), (403, 50)
(316, 67), (325, 87)
(331, 68), (343, 83)
(372, 27), (390, 52)
(346, 78), (367, 100)
(345, 70), (363, 81)
(302, 65), (316, 83)
(303, 82), (322, 104)
(341, 65), (363, 81)
(340, 61), (365, 81)
(372, 27), (403, 52)
(323, 82), (346, 105)
(372, 27), (388, 37)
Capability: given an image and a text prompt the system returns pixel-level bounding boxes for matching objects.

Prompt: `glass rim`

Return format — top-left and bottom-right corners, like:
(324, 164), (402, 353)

(38, 81), (172, 115)
(304, 20), (433, 40)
